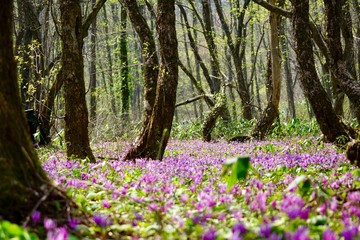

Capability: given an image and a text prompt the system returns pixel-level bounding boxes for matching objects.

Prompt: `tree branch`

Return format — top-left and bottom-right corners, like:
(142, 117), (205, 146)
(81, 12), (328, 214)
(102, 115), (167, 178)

(252, 0), (292, 18)
(82, 0), (108, 38)
(176, 94), (213, 108)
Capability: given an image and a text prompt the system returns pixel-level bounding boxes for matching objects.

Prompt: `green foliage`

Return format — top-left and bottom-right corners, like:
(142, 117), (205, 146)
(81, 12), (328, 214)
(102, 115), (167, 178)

(0, 221), (39, 240)
(171, 118), (321, 140)
(223, 155), (251, 191)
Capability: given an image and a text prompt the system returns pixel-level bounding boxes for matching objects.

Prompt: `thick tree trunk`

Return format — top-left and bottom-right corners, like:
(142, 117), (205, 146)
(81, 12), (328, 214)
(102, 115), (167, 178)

(252, 0), (281, 139)
(38, 0), (107, 145)
(290, 0), (349, 144)
(324, 0), (360, 123)
(0, 1), (70, 223)
(124, 0), (178, 160)
(59, 0), (95, 162)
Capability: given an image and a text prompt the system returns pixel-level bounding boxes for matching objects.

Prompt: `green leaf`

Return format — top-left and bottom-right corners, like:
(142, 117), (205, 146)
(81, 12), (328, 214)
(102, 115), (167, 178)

(1, 221), (23, 236)
(224, 155), (250, 191)
(299, 179), (311, 197)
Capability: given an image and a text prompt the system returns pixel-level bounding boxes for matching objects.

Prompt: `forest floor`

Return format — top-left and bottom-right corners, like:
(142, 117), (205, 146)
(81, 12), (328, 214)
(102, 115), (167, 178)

(33, 138), (360, 239)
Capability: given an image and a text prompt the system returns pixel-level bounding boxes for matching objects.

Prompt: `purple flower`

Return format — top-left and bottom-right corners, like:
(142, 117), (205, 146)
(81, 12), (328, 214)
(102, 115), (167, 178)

(31, 211), (41, 223)
(68, 218), (79, 229)
(259, 223), (272, 238)
(47, 227), (68, 240)
(232, 222), (247, 235)
(44, 218), (57, 230)
(322, 229), (337, 240)
(341, 226), (358, 240)
(148, 203), (158, 211)
(292, 226), (310, 240)
(203, 227), (216, 240)
(102, 199), (111, 208)
(93, 214), (112, 227)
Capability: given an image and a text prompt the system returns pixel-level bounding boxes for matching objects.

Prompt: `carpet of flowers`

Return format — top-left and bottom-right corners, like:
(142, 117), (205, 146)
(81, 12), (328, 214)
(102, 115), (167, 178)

(9, 138), (360, 239)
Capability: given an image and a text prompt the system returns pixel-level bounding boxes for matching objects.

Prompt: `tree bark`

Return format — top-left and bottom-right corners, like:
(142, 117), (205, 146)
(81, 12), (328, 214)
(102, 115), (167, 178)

(89, 0), (97, 123)
(0, 0), (70, 223)
(324, 0), (360, 123)
(59, 0), (95, 162)
(124, 0), (178, 160)
(123, 0), (159, 130)
(39, 0), (108, 145)
(120, 5), (130, 119)
(102, 5), (117, 115)
(280, 20), (296, 120)
(213, 0), (253, 120)
(290, 0), (349, 144)
(252, 0), (281, 139)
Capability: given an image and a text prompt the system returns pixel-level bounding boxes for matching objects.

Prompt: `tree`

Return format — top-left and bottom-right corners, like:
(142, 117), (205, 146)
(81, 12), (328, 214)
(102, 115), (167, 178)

(122, 0), (159, 132)
(0, 0), (69, 223)
(290, 0), (349, 144)
(38, 0), (107, 145)
(89, 0), (98, 124)
(252, 0), (282, 139)
(124, 0), (178, 160)
(120, 5), (130, 119)
(323, 0), (360, 123)
(58, 0), (107, 162)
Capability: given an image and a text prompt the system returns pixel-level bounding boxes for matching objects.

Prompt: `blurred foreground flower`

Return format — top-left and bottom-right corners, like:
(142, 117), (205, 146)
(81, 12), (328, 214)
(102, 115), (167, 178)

(93, 214), (112, 227)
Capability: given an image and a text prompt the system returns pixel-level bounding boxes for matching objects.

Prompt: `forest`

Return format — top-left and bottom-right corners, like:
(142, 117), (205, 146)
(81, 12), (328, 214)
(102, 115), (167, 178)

(0, 0), (360, 239)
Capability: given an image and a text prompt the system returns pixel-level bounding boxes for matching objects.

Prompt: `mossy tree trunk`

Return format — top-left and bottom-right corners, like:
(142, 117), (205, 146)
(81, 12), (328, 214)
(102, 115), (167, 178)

(0, 1), (69, 223)
(290, 0), (349, 144)
(59, 0), (95, 162)
(122, 0), (159, 130)
(124, 0), (178, 160)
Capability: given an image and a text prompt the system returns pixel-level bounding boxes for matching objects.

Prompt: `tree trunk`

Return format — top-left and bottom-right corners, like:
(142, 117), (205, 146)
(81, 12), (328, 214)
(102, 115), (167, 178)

(280, 20), (296, 120)
(213, 0), (253, 120)
(103, 5), (117, 115)
(120, 5), (130, 119)
(59, 0), (95, 162)
(124, 0), (178, 160)
(123, 0), (158, 130)
(0, 1), (70, 223)
(89, 0), (97, 124)
(38, 0), (107, 145)
(290, 0), (349, 144)
(324, 0), (360, 124)
(252, 0), (281, 139)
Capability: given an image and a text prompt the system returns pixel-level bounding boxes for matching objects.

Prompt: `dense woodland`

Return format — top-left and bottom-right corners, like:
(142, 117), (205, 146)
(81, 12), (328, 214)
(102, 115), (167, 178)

(1, 0), (360, 239)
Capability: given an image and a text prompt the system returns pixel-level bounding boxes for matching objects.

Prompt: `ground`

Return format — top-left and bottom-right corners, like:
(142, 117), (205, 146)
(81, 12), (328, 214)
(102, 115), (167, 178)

(3, 138), (359, 239)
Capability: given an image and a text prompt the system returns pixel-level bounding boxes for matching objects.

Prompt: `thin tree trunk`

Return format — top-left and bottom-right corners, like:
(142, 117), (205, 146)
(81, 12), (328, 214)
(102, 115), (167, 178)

(120, 5), (130, 119)
(213, 0), (253, 120)
(103, 5), (117, 115)
(89, 0), (97, 123)
(280, 20), (296, 120)
(180, 12), (198, 118)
